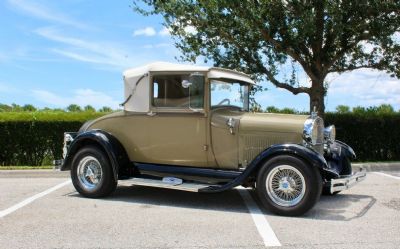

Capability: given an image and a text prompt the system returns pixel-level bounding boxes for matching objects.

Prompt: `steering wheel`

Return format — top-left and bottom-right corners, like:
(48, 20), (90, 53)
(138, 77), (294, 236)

(217, 98), (231, 105)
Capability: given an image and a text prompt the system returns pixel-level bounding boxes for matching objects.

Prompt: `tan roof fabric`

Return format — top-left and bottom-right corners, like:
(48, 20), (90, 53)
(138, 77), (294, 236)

(122, 62), (255, 112)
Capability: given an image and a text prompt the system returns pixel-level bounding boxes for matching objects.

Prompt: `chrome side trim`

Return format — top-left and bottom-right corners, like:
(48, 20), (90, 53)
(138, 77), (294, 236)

(330, 168), (366, 193)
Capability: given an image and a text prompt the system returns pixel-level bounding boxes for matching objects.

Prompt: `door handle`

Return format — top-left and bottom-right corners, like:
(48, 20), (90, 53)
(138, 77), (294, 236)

(226, 118), (236, 135)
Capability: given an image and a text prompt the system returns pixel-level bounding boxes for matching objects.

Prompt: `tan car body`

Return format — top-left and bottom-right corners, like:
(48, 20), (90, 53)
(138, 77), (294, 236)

(87, 95), (307, 171)
(59, 62), (367, 216)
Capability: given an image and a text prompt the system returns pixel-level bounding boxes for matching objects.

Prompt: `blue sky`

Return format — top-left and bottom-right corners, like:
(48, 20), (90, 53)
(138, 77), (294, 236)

(0, 0), (399, 111)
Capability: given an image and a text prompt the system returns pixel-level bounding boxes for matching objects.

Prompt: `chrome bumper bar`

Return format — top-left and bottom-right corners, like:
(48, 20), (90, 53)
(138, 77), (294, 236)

(330, 168), (366, 194)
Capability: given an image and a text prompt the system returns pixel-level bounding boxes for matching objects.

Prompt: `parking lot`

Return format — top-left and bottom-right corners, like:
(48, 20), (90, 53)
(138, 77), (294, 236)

(0, 170), (399, 249)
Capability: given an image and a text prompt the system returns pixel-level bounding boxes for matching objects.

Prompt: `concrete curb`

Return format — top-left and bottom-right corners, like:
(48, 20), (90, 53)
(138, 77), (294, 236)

(352, 162), (400, 172)
(0, 169), (69, 178)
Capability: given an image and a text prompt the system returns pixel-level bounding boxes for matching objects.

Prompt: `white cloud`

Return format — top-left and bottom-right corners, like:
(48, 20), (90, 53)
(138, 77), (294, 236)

(184, 25), (197, 35)
(328, 69), (400, 109)
(7, 0), (89, 29)
(32, 89), (120, 109)
(133, 27), (156, 36)
(392, 31), (400, 42)
(34, 27), (134, 69)
(157, 25), (196, 36)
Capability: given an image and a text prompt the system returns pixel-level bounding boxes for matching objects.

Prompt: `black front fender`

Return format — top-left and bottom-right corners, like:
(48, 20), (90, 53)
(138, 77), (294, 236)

(251, 144), (329, 171)
(61, 130), (129, 182)
(324, 140), (356, 177)
(201, 144), (331, 193)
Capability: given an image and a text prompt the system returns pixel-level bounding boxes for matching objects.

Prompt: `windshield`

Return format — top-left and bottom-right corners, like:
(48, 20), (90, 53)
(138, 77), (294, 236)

(210, 79), (249, 111)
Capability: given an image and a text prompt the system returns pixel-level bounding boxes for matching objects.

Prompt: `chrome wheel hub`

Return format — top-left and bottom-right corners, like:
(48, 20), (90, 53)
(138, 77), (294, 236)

(266, 165), (306, 207)
(77, 156), (102, 190)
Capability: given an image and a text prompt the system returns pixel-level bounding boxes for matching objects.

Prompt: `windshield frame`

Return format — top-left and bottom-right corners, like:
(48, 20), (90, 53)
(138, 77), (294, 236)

(209, 79), (250, 112)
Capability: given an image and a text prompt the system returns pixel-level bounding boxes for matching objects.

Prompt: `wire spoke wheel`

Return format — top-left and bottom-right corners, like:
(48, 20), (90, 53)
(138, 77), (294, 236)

(265, 165), (306, 207)
(77, 156), (103, 190)
(71, 146), (117, 198)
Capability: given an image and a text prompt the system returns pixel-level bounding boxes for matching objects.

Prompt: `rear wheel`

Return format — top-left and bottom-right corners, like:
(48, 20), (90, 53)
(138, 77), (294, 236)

(71, 146), (117, 198)
(256, 155), (322, 216)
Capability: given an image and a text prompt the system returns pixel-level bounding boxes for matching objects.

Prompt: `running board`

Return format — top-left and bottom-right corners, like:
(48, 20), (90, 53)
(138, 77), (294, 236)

(119, 177), (217, 192)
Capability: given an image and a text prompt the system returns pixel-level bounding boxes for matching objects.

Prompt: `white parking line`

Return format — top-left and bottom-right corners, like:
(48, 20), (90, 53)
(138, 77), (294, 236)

(0, 180), (71, 218)
(238, 188), (281, 247)
(372, 172), (400, 180)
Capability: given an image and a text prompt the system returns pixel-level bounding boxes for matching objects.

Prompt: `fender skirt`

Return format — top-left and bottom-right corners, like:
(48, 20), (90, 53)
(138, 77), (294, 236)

(61, 130), (129, 182)
(200, 144), (331, 193)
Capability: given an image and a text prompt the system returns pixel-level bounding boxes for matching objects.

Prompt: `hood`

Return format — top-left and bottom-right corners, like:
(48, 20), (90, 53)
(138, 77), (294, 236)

(237, 112), (308, 165)
(239, 112), (308, 136)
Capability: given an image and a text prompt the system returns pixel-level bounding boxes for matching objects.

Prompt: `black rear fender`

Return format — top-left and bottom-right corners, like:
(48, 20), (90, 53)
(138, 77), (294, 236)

(61, 130), (130, 182)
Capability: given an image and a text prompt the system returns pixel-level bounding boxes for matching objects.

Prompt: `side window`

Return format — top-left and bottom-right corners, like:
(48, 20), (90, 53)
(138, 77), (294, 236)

(152, 74), (204, 109)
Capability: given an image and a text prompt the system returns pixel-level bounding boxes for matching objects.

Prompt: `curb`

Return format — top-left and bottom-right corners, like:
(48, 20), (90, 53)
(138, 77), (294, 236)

(352, 162), (400, 172)
(0, 169), (69, 178)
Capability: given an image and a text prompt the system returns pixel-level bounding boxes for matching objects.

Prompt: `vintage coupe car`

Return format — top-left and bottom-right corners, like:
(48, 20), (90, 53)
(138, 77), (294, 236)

(55, 62), (366, 216)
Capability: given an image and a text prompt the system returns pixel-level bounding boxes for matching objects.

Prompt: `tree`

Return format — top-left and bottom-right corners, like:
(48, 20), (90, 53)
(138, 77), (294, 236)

(352, 106), (366, 114)
(0, 104), (12, 112)
(52, 108), (66, 112)
(11, 103), (22, 112)
(22, 104), (37, 112)
(375, 104), (395, 114)
(66, 104), (82, 112)
(84, 105), (96, 112)
(335, 105), (350, 113)
(135, 0), (400, 115)
(98, 106), (112, 112)
(266, 106), (280, 113)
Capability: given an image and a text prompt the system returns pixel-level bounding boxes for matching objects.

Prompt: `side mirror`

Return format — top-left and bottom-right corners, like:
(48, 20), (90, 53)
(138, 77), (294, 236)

(181, 80), (192, 89)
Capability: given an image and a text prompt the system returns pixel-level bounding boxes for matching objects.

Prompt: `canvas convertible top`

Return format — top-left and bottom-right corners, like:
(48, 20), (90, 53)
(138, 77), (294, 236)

(122, 62), (255, 112)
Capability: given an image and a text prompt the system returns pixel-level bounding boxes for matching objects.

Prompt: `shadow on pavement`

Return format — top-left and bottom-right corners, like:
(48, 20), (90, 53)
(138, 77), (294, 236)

(67, 185), (376, 220)
(304, 194), (377, 221)
(245, 190), (376, 221)
(68, 185), (250, 214)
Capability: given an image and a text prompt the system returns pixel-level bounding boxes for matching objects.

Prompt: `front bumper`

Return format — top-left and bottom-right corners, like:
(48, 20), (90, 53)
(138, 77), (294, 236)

(330, 168), (366, 194)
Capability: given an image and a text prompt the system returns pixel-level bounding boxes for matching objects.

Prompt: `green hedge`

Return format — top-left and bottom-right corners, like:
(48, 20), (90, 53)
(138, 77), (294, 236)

(0, 112), (105, 166)
(0, 112), (399, 166)
(325, 113), (400, 162)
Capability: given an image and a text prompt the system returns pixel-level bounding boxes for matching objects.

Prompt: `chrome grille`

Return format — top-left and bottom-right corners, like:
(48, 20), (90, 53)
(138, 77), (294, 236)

(242, 135), (273, 164)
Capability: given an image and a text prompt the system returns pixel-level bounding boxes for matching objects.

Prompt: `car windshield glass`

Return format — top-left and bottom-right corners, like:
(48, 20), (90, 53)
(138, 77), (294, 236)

(210, 79), (249, 111)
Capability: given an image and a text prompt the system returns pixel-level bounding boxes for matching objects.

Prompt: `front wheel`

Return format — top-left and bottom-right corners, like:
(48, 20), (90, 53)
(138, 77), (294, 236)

(256, 155), (322, 216)
(71, 146), (117, 198)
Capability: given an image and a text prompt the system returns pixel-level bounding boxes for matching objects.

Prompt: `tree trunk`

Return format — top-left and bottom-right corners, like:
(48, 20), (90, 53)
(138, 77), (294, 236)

(308, 79), (325, 117)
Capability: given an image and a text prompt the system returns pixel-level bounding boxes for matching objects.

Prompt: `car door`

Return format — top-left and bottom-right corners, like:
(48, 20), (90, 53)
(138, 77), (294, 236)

(147, 73), (209, 167)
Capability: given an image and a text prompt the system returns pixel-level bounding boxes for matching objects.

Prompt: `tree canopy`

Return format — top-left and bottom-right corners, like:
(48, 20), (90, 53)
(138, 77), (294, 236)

(135, 0), (400, 114)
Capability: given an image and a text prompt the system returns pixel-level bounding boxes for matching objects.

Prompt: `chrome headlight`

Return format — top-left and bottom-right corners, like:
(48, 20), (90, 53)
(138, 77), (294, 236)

(303, 116), (324, 153)
(62, 132), (76, 159)
(324, 125), (336, 143)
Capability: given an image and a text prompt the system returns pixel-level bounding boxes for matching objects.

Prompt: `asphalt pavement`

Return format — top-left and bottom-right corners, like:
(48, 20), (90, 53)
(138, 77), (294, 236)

(0, 170), (399, 249)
